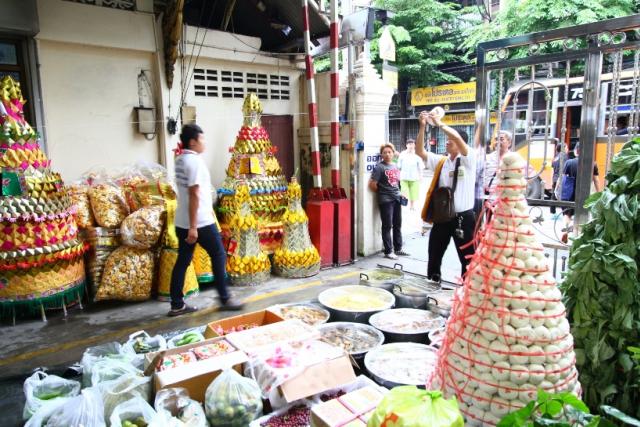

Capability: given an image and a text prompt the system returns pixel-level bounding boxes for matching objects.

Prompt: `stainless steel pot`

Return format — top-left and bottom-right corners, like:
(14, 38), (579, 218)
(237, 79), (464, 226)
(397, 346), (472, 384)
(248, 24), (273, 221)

(359, 264), (405, 293)
(426, 289), (455, 317)
(392, 278), (440, 309)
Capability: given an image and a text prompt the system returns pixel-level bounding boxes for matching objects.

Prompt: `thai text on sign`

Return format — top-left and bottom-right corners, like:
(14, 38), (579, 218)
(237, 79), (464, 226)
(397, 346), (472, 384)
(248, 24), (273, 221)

(411, 82), (476, 106)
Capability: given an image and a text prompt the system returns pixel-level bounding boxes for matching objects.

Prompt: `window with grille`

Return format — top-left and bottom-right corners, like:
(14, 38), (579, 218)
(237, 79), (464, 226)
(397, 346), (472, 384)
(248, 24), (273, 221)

(194, 68), (290, 100)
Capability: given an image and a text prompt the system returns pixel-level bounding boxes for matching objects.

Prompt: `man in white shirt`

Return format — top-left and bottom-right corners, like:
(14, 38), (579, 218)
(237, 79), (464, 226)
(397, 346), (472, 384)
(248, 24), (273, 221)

(169, 124), (243, 316)
(415, 111), (477, 282)
(483, 130), (513, 196)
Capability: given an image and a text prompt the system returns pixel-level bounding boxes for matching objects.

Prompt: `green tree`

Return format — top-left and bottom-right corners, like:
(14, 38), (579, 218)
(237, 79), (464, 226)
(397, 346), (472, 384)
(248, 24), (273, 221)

(370, 0), (465, 144)
(462, 0), (639, 60)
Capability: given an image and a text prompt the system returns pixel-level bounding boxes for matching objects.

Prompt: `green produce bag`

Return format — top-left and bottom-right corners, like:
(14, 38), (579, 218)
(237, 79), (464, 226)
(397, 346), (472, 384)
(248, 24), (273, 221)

(204, 368), (263, 426)
(368, 387), (463, 427)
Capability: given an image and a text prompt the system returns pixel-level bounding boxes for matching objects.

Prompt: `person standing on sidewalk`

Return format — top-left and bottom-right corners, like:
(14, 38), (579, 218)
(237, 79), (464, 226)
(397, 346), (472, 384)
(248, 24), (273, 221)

(415, 111), (476, 282)
(397, 139), (424, 211)
(168, 124), (244, 316)
(369, 143), (410, 260)
(483, 130), (513, 196)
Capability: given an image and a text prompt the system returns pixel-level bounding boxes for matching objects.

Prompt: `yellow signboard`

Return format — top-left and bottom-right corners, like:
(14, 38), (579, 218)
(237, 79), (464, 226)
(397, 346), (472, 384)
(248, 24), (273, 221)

(411, 82), (476, 106)
(442, 112), (498, 126)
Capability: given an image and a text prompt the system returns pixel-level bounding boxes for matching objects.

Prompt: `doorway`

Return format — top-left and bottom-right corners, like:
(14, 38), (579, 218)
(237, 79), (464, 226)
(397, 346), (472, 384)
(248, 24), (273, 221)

(261, 114), (295, 180)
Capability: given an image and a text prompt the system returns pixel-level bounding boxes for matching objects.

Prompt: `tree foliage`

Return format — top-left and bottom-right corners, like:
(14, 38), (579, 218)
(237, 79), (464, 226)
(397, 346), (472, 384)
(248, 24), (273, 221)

(462, 0), (639, 61)
(371, 0), (465, 87)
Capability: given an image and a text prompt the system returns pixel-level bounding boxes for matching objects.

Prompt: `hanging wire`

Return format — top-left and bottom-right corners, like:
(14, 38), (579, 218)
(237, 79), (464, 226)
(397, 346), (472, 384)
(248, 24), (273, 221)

(629, 50), (640, 137)
(605, 50), (623, 177)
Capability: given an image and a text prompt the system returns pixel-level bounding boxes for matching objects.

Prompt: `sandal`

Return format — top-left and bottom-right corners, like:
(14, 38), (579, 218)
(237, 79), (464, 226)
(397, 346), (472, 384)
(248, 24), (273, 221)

(168, 304), (198, 317)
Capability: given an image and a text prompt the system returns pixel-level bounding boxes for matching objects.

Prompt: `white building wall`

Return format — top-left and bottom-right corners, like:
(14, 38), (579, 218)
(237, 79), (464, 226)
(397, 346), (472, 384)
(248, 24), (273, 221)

(36, 0), (160, 181)
(161, 27), (304, 188)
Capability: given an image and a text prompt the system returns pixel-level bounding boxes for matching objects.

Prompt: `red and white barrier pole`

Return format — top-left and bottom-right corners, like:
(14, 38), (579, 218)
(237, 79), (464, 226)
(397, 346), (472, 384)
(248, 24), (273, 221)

(302, 0), (322, 189)
(329, 0), (340, 188)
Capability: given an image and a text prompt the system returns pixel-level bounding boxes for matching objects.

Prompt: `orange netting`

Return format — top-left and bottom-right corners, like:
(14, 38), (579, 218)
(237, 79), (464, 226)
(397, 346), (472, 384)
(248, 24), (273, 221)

(429, 153), (580, 426)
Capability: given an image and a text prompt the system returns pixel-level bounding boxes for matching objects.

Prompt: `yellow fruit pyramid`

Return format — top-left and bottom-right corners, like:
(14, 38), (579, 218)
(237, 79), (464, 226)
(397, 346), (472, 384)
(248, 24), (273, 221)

(430, 152), (580, 426)
(217, 93), (288, 253)
(274, 177), (320, 278)
(226, 183), (271, 285)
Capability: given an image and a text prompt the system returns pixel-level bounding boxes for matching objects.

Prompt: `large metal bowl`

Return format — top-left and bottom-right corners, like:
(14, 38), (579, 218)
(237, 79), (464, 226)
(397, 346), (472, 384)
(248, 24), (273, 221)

(318, 285), (395, 324)
(369, 308), (445, 344)
(268, 303), (330, 327)
(364, 343), (438, 388)
(359, 264), (405, 293)
(317, 322), (385, 360)
(426, 289), (456, 317)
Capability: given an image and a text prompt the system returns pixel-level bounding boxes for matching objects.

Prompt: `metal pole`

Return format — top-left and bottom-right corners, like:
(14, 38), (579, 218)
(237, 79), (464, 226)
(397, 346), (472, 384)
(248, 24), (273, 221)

(330, 0), (340, 187)
(575, 50), (603, 228)
(302, 0), (322, 189)
(347, 29), (358, 260)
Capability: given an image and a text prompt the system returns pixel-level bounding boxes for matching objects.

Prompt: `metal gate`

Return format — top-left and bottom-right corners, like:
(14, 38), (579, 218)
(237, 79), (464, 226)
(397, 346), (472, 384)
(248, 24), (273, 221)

(475, 14), (640, 232)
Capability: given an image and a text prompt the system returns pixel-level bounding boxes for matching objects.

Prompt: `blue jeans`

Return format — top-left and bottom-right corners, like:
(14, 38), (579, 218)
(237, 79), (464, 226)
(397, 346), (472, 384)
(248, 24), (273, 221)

(170, 224), (229, 309)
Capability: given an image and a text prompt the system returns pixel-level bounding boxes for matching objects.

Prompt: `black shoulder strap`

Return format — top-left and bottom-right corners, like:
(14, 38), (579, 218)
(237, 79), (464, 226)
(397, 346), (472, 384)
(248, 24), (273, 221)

(451, 157), (461, 192)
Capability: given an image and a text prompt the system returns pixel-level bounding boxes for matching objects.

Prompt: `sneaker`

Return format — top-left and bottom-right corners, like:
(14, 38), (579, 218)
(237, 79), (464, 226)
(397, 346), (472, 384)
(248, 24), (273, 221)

(384, 252), (399, 260)
(395, 250), (410, 257)
(168, 304), (198, 317)
(220, 297), (244, 311)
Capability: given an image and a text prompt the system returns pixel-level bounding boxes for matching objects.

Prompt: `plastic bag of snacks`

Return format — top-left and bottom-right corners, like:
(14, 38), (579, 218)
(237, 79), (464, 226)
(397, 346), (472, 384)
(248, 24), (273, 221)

(204, 369), (263, 426)
(120, 206), (165, 249)
(26, 387), (106, 427)
(110, 396), (158, 427)
(155, 388), (208, 427)
(168, 329), (205, 348)
(101, 373), (152, 422)
(22, 372), (80, 421)
(89, 182), (130, 228)
(69, 183), (95, 228)
(368, 387), (463, 427)
(95, 247), (155, 301)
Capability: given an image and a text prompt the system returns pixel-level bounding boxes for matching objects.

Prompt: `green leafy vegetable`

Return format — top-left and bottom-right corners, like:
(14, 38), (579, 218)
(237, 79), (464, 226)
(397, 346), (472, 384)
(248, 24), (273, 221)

(561, 137), (640, 417)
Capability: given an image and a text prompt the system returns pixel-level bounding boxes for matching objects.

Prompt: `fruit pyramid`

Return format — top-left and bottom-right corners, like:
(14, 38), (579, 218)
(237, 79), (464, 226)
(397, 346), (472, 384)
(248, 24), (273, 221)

(0, 76), (87, 315)
(430, 152), (580, 426)
(217, 93), (288, 253)
(225, 183), (271, 285)
(273, 177), (320, 278)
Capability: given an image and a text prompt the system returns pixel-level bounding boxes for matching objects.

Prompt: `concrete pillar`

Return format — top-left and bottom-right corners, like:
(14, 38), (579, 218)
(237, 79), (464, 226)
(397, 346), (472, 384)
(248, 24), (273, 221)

(353, 53), (393, 256)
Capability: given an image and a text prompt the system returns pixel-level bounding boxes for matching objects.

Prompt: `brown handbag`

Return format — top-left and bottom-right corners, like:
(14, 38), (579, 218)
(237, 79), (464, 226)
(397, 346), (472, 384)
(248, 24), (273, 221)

(431, 158), (460, 224)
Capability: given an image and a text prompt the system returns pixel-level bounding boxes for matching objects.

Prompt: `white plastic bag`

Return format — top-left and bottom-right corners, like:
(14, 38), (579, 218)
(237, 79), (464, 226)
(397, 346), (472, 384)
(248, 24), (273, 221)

(22, 372), (80, 421)
(101, 373), (152, 422)
(91, 358), (143, 387)
(204, 368), (263, 426)
(28, 387), (106, 427)
(110, 396), (157, 427)
(81, 342), (137, 386)
(124, 330), (168, 355)
(155, 388), (208, 427)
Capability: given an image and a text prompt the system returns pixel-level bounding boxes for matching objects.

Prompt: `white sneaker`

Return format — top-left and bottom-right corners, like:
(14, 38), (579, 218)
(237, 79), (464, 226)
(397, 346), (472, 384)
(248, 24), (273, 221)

(384, 253), (399, 260)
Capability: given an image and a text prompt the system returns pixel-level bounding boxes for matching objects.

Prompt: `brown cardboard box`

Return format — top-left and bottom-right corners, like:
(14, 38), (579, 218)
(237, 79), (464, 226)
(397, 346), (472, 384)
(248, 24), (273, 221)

(279, 353), (357, 403)
(311, 386), (385, 427)
(225, 319), (318, 353)
(204, 309), (285, 339)
(144, 337), (248, 402)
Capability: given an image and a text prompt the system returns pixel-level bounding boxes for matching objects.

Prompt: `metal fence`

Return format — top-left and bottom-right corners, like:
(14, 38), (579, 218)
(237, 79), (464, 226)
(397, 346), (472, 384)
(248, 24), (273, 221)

(475, 14), (640, 229)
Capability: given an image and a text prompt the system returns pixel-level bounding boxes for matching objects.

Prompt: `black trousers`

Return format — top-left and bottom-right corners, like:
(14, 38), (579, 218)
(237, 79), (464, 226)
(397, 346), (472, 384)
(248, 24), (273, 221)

(379, 200), (402, 255)
(427, 210), (476, 280)
(170, 224), (229, 309)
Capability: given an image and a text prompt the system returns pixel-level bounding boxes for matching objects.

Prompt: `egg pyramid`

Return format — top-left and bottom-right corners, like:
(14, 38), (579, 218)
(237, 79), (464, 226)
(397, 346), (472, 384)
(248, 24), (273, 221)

(217, 93), (288, 253)
(273, 177), (320, 278)
(0, 76), (86, 316)
(431, 152), (580, 426)
(226, 183), (271, 285)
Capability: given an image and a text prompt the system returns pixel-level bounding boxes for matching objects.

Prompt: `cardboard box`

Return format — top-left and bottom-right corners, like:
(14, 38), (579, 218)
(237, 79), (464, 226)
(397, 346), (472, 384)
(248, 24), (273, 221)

(144, 337), (248, 402)
(204, 309), (285, 339)
(225, 319), (318, 353)
(279, 353), (357, 403)
(311, 386), (385, 427)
